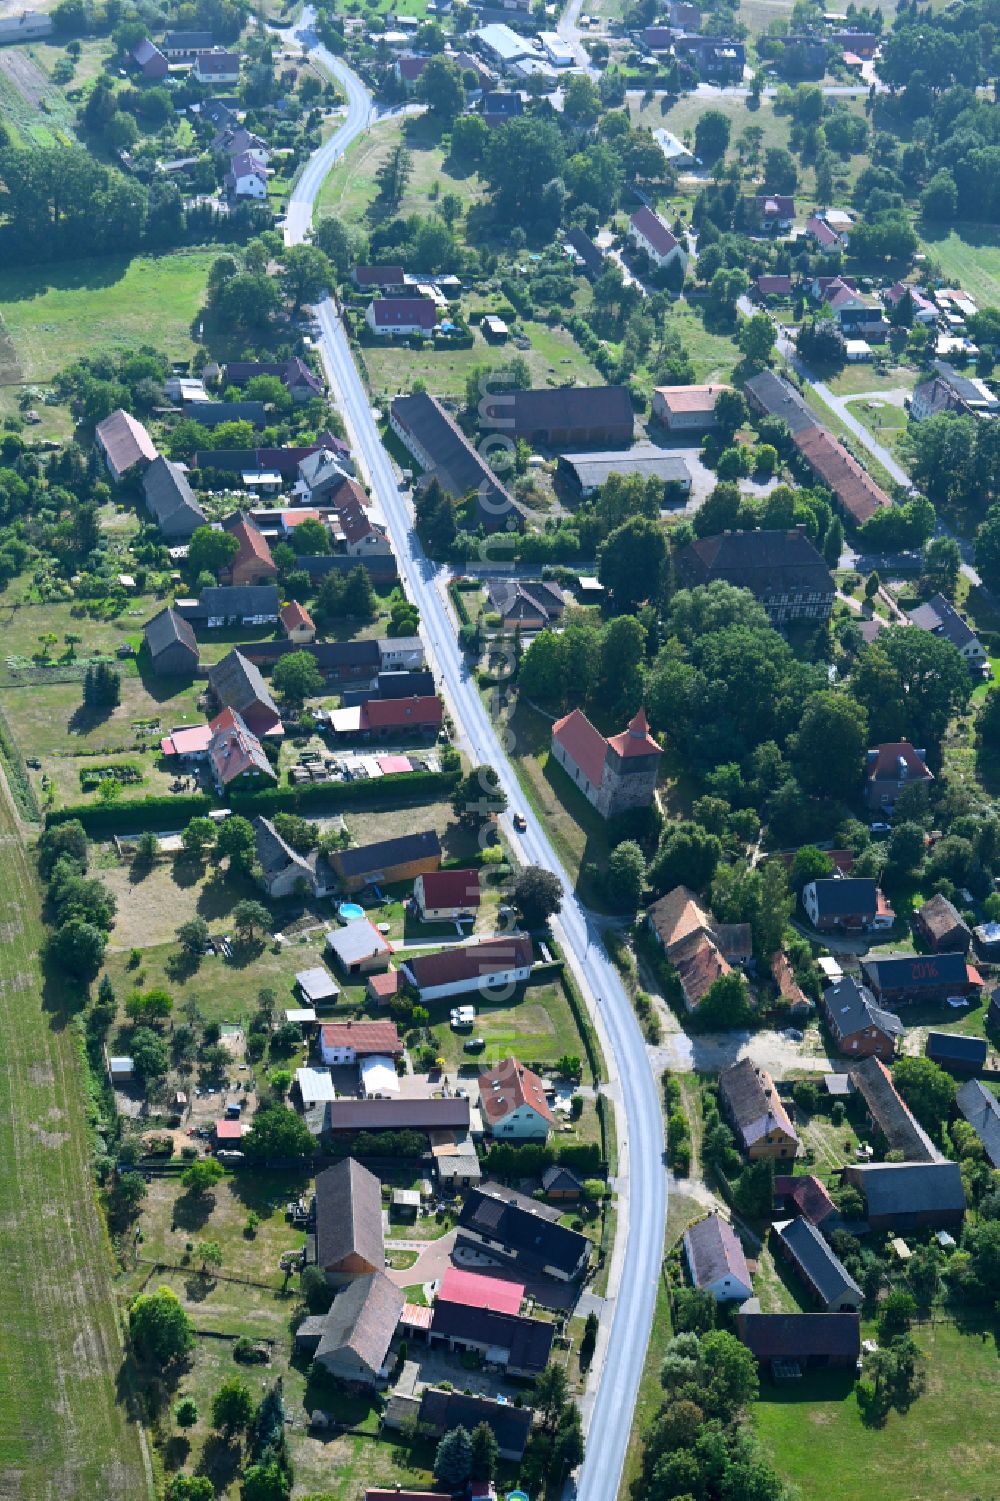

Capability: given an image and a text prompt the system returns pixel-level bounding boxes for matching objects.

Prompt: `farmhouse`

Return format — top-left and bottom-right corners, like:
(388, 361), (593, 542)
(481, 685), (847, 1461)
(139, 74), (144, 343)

(327, 830), (442, 894)
(909, 592), (988, 671)
(478, 1056), (554, 1140)
(683, 1214), (753, 1302)
(773, 1174), (837, 1228)
(771, 1217), (862, 1312)
(551, 706), (662, 819)
(366, 298), (438, 335)
(252, 817), (317, 899)
(652, 384), (731, 432)
(674, 528), (835, 624)
(791, 426), (892, 525)
(222, 357), (325, 402)
(352, 266), (407, 293)
(865, 741), (933, 810)
(95, 408), (157, 482)
(457, 1184), (591, 1280)
(801, 877), (893, 932)
(438, 1266), (523, 1314)
(207, 708), (276, 792)
(143, 607), (199, 676)
(413, 1389), (532, 1462)
(821, 977), (902, 1061)
(914, 892), (971, 953)
(645, 885), (751, 1012)
(422, 1299), (553, 1377)
(412, 868), (481, 921)
(208, 649), (282, 736)
(628, 206), (688, 272)
(719, 1058), (798, 1161)
(320, 1020), (401, 1065)
(850, 1056), (937, 1161)
(744, 370), (820, 436)
(402, 934), (533, 1002)
(220, 513), (277, 586)
(295, 1272), (403, 1386)
(179, 585), (280, 629)
(142, 456), (205, 537)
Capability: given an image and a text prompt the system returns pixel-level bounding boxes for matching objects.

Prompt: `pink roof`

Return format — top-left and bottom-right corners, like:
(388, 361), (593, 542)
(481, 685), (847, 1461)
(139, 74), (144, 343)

(161, 724), (213, 756)
(551, 707), (609, 786)
(439, 1266), (524, 1315)
(377, 754), (412, 774)
(214, 1120), (245, 1139)
(370, 298), (437, 330)
(607, 707), (660, 761)
(807, 215), (840, 246)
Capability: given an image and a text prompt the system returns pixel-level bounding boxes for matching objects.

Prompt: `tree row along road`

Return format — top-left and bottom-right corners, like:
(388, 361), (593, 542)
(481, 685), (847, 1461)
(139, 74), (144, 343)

(284, 17), (666, 1499)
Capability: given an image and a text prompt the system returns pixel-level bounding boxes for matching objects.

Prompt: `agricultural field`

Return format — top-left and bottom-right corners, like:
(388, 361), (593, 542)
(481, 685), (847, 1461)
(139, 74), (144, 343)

(0, 781), (149, 1498)
(0, 250), (217, 386)
(754, 1318), (1000, 1501)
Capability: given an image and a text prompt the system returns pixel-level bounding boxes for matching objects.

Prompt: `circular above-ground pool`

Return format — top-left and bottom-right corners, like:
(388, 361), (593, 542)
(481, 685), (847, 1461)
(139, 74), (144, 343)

(507, 1492), (530, 1501)
(338, 902), (365, 923)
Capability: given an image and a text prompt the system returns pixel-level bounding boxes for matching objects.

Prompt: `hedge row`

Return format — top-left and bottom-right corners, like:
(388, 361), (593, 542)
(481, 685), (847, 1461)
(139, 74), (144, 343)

(44, 769), (461, 835)
(0, 702), (41, 823)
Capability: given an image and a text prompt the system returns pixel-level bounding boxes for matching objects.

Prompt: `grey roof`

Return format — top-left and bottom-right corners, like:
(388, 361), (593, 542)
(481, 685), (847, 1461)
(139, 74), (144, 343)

(481, 384), (633, 442)
(391, 392), (525, 533)
(162, 29), (214, 47)
(683, 1213), (751, 1291)
(807, 877), (878, 917)
(485, 577), (565, 622)
(565, 226), (604, 275)
(327, 1097), (469, 1131)
(334, 829), (441, 880)
(861, 951), (971, 993)
(823, 977), (902, 1041)
(253, 816), (312, 881)
(313, 1271), (403, 1374)
(185, 585), (280, 620)
(850, 1056), (938, 1161)
(458, 1185), (590, 1278)
(848, 1160), (965, 1220)
(559, 446), (690, 490)
(737, 1309), (861, 1362)
(142, 455), (205, 537)
(743, 370), (820, 435)
(956, 1078), (1000, 1166)
(925, 1030), (987, 1066)
(541, 1163), (582, 1192)
(314, 1157), (385, 1272)
(208, 648), (279, 723)
(773, 1216), (861, 1308)
(326, 921), (391, 966)
(418, 1388), (532, 1458)
(429, 1300), (553, 1374)
(909, 592), (981, 653)
(144, 605), (197, 662)
(676, 527), (834, 600)
(183, 399), (267, 427)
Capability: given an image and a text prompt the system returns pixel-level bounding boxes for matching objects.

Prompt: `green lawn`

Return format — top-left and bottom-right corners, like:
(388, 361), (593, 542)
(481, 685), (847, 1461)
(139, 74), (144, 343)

(755, 1318), (1000, 1501)
(315, 112), (483, 229)
(828, 365), (919, 397)
(921, 225), (1000, 308)
(0, 250), (219, 384)
(427, 973), (585, 1073)
(0, 780), (149, 1496)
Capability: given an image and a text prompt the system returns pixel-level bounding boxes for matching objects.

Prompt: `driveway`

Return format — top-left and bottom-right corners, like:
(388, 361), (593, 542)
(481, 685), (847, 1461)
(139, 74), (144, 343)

(386, 1228), (457, 1290)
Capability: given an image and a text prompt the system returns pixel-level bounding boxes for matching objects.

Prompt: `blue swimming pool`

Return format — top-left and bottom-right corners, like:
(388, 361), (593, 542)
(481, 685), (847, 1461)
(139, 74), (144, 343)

(338, 902), (365, 922)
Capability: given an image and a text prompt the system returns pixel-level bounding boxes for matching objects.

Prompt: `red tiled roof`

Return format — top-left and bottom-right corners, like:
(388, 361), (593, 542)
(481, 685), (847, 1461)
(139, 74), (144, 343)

(792, 426), (892, 525)
(214, 1120), (245, 1139)
(280, 600), (315, 632)
(630, 204), (679, 257)
(361, 695), (442, 730)
(337, 486), (383, 545)
(207, 706), (274, 786)
(281, 508), (321, 527)
(774, 1174), (836, 1225)
(320, 1019), (402, 1055)
(867, 741), (933, 782)
(478, 1055), (554, 1129)
(757, 274), (792, 295)
(551, 707), (609, 787)
(418, 868), (481, 910)
(675, 933), (730, 1008)
(439, 1266), (524, 1315)
(223, 513), (276, 576)
(406, 934), (533, 990)
(367, 968), (401, 1000)
(607, 706), (660, 761)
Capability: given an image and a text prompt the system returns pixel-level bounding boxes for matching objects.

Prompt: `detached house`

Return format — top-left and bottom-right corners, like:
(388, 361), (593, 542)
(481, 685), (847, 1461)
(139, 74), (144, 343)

(319, 1020), (401, 1065)
(193, 50), (240, 84)
(280, 600), (316, 644)
(485, 577), (565, 631)
(646, 884), (751, 1013)
(629, 206), (688, 272)
(652, 384), (730, 433)
(821, 977), (902, 1061)
(683, 1213), (752, 1302)
(207, 707), (277, 792)
(221, 513), (278, 586)
(756, 193), (795, 231)
(478, 1056), (554, 1140)
(226, 151), (268, 199)
(801, 876), (893, 932)
(550, 707), (661, 819)
(719, 1058), (798, 1162)
(253, 816), (316, 899)
(909, 593), (988, 673)
(366, 298), (437, 336)
(412, 868), (481, 921)
(865, 741), (933, 811)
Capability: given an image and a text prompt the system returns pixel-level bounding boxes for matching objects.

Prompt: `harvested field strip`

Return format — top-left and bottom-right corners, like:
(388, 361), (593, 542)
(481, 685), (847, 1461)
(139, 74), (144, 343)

(0, 775), (149, 1498)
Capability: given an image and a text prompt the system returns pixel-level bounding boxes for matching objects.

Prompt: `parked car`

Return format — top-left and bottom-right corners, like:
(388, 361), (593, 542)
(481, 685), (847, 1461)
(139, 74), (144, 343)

(463, 1037), (486, 1053)
(512, 813), (527, 831)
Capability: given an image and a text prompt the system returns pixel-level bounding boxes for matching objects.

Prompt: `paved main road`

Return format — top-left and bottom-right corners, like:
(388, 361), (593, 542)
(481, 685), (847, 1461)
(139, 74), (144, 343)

(285, 19), (667, 1500)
